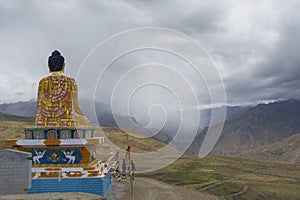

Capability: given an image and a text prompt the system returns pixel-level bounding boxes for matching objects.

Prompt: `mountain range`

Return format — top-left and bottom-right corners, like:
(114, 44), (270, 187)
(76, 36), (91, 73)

(0, 100), (36, 117)
(0, 99), (299, 164)
(186, 99), (300, 163)
(239, 132), (300, 164)
(212, 99), (300, 156)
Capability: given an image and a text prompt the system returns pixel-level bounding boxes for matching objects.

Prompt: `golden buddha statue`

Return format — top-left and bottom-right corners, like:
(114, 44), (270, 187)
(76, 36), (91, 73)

(35, 50), (90, 127)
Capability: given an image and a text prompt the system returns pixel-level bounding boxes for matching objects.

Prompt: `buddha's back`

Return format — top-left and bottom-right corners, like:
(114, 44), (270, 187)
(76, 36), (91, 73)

(35, 50), (90, 127)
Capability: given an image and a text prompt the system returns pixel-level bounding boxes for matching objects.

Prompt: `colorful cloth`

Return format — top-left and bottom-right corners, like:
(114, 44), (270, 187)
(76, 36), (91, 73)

(125, 148), (131, 170)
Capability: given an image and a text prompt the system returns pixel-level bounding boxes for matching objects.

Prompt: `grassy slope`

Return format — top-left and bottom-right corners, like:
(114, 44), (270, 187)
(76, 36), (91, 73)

(141, 155), (300, 200)
(99, 127), (165, 153)
(0, 113), (34, 149)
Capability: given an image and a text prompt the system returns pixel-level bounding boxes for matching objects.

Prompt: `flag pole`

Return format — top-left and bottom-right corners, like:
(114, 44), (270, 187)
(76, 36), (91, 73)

(125, 130), (134, 200)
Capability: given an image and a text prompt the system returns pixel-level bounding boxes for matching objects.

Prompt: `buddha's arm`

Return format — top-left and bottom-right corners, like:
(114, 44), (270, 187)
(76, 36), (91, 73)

(36, 80), (43, 114)
(73, 81), (85, 116)
(35, 79), (43, 125)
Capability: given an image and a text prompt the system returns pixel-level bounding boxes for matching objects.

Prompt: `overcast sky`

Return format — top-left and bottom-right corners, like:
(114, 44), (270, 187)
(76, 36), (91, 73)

(1, 0), (300, 107)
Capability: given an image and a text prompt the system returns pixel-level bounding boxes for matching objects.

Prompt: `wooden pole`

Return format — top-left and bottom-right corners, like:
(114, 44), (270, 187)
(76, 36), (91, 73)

(125, 131), (134, 200)
(130, 173), (134, 200)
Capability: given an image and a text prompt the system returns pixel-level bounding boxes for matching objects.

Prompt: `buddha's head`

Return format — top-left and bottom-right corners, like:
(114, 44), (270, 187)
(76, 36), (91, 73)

(48, 50), (65, 72)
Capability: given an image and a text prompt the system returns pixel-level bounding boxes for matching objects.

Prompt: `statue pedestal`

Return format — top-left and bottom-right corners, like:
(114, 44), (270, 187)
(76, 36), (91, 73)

(5, 127), (111, 197)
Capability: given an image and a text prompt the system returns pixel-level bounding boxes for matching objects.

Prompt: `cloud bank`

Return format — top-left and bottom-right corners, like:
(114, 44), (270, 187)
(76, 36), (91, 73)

(0, 0), (299, 107)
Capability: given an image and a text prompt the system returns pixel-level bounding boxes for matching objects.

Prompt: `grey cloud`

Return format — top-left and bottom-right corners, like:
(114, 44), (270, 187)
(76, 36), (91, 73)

(0, 0), (299, 108)
(128, 0), (230, 34)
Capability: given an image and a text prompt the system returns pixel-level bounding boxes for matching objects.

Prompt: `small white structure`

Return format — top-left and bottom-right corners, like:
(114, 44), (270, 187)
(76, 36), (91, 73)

(0, 149), (32, 195)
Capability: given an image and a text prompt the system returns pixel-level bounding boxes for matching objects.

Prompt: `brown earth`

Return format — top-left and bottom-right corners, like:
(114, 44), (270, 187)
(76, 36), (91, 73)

(106, 177), (220, 200)
(0, 177), (219, 200)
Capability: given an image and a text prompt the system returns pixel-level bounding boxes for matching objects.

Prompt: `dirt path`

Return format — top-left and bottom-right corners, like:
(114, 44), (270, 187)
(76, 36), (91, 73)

(106, 177), (220, 200)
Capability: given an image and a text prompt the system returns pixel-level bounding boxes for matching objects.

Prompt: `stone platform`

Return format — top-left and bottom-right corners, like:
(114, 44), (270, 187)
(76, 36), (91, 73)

(5, 127), (111, 197)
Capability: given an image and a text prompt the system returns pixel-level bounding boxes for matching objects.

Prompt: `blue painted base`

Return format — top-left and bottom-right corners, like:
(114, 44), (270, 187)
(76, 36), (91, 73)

(27, 174), (111, 197)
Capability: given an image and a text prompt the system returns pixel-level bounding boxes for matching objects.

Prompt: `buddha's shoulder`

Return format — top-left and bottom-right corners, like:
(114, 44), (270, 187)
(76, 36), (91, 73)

(39, 74), (76, 83)
(38, 76), (49, 83)
(62, 75), (76, 82)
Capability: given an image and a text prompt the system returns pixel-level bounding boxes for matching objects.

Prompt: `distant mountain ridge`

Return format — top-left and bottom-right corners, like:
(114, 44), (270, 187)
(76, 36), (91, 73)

(198, 105), (251, 128)
(238, 133), (300, 164)
(0, 100), (36, 116)
(0, 112), (34, 123)
(186, 99), (300, 160)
